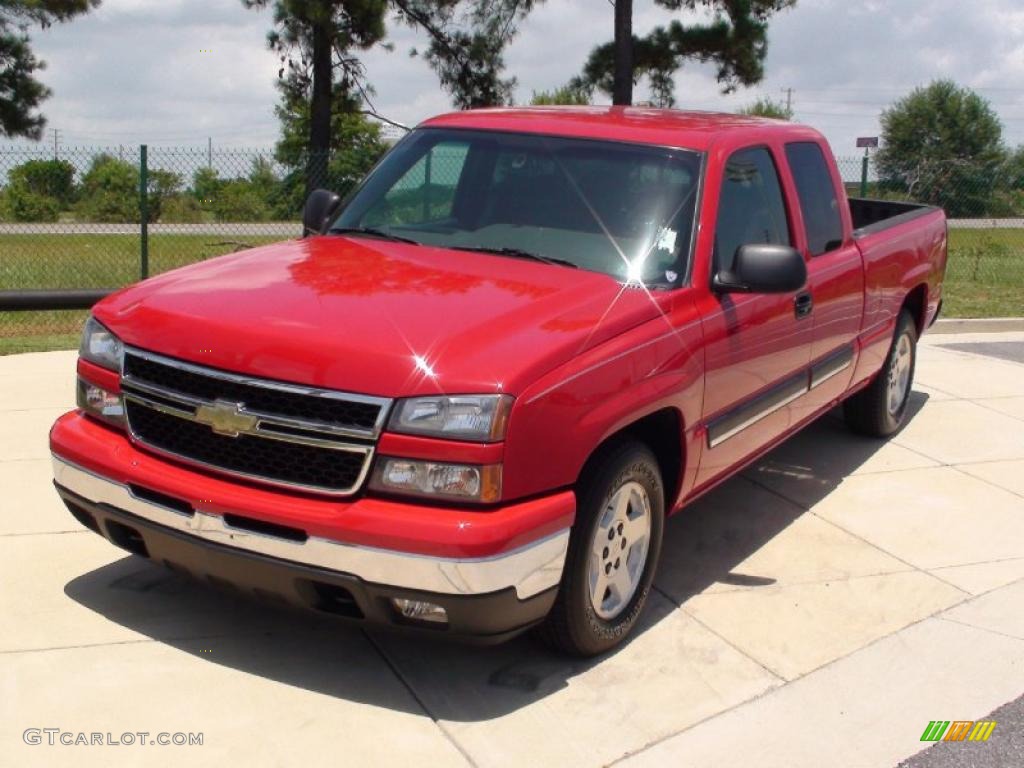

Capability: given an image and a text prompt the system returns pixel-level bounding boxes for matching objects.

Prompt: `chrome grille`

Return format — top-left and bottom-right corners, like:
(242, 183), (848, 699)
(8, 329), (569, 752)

(121, 348), (390, 495)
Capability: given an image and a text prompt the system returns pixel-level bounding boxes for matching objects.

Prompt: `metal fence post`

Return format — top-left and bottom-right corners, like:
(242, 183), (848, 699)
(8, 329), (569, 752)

(860, 150), (869, 198)
(140, 144), (149, 279)
(423, 149), (433, 220)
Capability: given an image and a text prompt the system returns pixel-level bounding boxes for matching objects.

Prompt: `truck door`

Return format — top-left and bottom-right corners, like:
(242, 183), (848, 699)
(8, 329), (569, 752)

(782, 141), (864, 421)
(695, 145), (813, 488)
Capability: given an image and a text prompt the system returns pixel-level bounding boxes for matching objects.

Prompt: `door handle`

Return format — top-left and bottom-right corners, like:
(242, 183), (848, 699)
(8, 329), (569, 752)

(794, 291), (813, 319)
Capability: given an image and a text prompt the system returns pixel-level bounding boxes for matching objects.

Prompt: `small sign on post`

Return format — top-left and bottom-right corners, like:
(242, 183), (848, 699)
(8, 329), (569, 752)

(856, 137), (878, 197)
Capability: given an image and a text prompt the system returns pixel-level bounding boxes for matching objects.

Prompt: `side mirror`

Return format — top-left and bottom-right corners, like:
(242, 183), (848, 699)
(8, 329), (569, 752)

(712, 244), (807, 294)
(302, 189), (342, 237)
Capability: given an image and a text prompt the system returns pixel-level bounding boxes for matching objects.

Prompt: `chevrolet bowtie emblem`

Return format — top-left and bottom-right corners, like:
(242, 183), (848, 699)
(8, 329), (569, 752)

(193, 400), (258, 437)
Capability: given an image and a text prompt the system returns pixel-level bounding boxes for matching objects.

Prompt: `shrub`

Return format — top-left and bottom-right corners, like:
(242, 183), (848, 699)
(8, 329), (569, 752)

(75, 155), (139, 222)
(192, 166), (222, 211)
(146, 169), (183, 222)
(7, 159), (76, 207)
(212, 180), (271, 222)
(159, 194), (205, 223)
(2, 184), (60, 222)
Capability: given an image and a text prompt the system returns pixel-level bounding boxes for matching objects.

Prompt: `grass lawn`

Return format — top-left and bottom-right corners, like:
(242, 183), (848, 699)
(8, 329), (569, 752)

(2, 228), (1022, 354)
(945, 228), (1024, 317)
(1, 233), (281, 355)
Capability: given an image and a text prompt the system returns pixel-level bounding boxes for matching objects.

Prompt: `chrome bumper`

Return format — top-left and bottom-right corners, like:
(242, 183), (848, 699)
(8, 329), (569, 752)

(52, 456), (568, 599)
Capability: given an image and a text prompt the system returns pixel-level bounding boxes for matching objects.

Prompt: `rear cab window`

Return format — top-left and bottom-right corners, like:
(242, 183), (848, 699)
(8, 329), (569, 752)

(784, 142), (844, 256)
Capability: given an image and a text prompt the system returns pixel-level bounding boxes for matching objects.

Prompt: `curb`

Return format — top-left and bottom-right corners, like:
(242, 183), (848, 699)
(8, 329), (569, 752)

(929, 317), (1024, 334)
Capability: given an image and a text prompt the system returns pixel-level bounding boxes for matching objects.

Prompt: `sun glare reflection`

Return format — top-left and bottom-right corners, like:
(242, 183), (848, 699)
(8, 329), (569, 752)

(547, 150), (697, 361)
(413, 354), (437, 379)
(381, 313), (445, 391)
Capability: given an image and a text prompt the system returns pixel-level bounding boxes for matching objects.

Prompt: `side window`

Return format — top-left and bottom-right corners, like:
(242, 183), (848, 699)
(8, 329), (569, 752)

(785, 142), (844, 255)
(364, 141), (469, 227)
(714, 148), (790, 275)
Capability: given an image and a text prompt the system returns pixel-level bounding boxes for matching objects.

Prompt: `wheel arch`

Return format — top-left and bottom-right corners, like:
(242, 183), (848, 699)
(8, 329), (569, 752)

(902, 282), (929, 336)
(576, 407), (684, 511)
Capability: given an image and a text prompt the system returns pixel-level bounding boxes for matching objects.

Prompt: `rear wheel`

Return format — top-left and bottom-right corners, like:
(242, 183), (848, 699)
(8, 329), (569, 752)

(536, 441), (664, 657)
(844, 309), (918, 437)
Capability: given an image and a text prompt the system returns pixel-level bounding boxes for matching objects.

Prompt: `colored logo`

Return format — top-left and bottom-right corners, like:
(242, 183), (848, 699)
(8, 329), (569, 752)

(920, 720), (997, 742)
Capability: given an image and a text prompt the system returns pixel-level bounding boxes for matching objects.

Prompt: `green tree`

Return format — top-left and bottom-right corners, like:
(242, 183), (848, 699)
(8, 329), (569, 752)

(244, 1), (535, 194)
(398, 0), (539, 109)
(1000, 146), (1024, 191)
(248, 156), (278, 198)
(143, 168), (182, 222)
(530, 84), (591, 106)
(877, 80), (1006, 217)
(7, 158), (76, 205)
(572, 0), (796, 107)
(273, 88), (388, 216)
(738, 96), (791, 119)
(191, 166), (223, 214)
(1, 1), (100, 139)
(75, 154), (138, 223)
(242, 0), (388, 192)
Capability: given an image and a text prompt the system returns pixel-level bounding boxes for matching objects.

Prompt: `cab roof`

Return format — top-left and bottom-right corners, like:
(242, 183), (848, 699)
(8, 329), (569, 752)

(420, 106), (826, 153)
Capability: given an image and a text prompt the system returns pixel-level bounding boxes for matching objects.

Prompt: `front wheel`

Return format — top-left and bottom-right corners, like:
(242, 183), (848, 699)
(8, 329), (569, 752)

(536, 441), (664, 657)
(844, 309), (918, 437)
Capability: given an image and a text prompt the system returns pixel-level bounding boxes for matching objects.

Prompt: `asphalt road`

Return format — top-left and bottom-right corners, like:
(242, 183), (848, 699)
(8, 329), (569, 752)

(940, 341), (1024, 365)
(899, 694), (1024, 768)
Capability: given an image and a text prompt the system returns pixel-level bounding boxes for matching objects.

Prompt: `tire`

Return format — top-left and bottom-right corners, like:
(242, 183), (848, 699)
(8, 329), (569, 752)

(536, 441), (665, 657)
(844, 309), (918, 437)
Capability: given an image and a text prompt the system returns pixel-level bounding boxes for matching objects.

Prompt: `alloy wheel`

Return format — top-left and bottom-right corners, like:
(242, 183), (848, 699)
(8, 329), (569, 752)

(587, 481), (652, 620)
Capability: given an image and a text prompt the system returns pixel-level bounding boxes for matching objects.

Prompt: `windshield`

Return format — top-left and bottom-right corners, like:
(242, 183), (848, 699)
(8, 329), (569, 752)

(331, 128), (704, 285)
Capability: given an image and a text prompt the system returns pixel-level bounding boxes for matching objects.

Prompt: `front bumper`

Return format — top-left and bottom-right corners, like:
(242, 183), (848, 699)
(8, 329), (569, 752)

(51, 411), (575, 639)
(55, 479), (557, 640)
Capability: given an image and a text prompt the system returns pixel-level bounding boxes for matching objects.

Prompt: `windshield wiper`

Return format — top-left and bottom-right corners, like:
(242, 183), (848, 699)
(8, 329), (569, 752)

(451, 246), (578, 269)
(328, 226), (420, 245)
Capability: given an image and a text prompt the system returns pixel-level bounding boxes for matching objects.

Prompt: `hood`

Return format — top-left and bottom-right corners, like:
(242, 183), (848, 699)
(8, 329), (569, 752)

(95, 236), (669, 397)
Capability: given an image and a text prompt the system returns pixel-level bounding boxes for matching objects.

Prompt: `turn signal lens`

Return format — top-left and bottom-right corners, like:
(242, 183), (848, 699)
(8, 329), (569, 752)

(77, 378), (125, 427)
(370, 457), (501, 502)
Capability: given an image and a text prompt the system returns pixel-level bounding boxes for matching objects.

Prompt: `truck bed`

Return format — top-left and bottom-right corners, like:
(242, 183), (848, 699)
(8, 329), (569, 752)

(849, 197), (941, 236)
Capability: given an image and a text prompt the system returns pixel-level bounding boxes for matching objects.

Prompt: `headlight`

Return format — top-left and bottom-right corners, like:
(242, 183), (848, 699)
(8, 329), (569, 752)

(80, 315), (123, 372)
(369, 457), (502, 503)
(388, 395), (513, 442)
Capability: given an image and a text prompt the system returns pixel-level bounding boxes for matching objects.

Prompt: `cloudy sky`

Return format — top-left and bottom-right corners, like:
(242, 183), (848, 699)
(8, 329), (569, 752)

(12, 0), (1024, 160)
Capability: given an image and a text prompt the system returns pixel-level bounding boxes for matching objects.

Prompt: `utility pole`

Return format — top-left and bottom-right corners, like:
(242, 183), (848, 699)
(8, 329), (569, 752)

(207, 137), (212, 169)
(52, 128), (59, 160)
(781, 87), (794, 114)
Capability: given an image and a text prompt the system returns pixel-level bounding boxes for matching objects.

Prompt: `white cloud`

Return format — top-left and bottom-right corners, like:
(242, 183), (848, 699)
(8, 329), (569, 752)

(10, 0), (1024, 157)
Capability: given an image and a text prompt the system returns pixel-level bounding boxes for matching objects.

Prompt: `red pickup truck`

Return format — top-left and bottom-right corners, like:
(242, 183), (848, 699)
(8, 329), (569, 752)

(51, 107), (947, 656)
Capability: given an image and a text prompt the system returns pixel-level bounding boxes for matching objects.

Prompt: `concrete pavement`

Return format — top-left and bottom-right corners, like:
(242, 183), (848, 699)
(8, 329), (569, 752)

(1, 332), (1023, 768)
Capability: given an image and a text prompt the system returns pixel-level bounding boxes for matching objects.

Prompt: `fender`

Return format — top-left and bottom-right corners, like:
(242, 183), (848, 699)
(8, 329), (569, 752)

(501, 292), (705, 502)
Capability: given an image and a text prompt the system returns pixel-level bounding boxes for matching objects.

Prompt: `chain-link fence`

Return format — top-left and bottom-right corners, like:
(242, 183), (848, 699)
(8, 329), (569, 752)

(2, 147), (1022, 354)
(835, 155), (1024, 319)
(0, 145), (369, 353)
